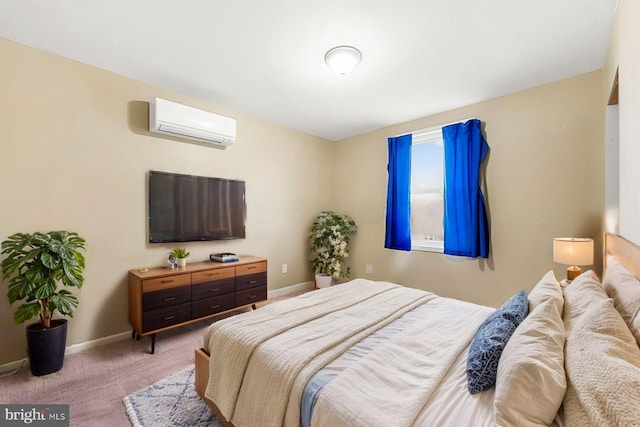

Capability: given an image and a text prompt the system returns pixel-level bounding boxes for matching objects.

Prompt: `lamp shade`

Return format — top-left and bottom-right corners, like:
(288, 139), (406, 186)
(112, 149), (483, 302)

(324, 46), (362, 76)
(552, 238), (594, 266)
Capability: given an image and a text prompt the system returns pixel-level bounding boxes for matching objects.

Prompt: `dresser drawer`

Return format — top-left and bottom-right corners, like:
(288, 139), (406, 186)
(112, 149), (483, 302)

(192, 277), (235, 301)
(192, 267), (235, 284)
(142, 303), (191, 332)
(236, 261), (267, 277)
(236, 272), (267, 292)
(142, 285), (191, 312)
(142, 273), (191, 293)
(192, 294), (236, 319)
(236, 286), (267, 306)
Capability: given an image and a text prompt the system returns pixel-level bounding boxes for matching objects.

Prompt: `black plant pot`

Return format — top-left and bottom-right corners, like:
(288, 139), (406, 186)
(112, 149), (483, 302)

(26, 319), (67, 376)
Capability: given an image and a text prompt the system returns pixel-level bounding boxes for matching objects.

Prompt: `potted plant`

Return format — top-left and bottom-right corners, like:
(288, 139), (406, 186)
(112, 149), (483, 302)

(309, 211), (357, 288)
(171, 248), (190, 267)
(1, 231), (86, 376)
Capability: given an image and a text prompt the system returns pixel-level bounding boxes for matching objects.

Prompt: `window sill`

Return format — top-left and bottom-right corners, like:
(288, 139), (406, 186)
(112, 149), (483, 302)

(411, 241), (444, 253)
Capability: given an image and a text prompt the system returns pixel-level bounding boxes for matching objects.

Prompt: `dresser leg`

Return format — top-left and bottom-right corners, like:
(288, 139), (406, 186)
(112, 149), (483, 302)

(251, 304), (256, 310)
(150, 334), (156, 354)
(131, 329), (135, 339)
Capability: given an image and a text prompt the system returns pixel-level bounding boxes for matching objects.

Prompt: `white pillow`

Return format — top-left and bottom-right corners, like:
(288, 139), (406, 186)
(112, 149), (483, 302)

(603, 256), (640, 346)
(562, 270), (607, 323)
(494, 298), (566, 426)
(563, 296), (640, 426)
(528, 270), (563, 316)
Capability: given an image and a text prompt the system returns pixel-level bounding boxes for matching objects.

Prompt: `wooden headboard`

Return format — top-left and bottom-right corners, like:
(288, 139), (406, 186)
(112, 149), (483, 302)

(605, 233), (640, 280)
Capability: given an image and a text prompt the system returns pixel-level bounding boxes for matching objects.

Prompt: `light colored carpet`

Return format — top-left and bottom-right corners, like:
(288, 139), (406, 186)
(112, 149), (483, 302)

(123, 366), (222, 427)
(0, 312), (243, 427)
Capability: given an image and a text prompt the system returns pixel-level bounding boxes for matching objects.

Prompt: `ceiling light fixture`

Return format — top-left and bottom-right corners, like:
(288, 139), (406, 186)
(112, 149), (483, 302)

(324, 46), (362, 76)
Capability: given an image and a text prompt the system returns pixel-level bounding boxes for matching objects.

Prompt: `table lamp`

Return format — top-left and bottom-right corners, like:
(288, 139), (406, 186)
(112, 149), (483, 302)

(553, 237), (594, 283)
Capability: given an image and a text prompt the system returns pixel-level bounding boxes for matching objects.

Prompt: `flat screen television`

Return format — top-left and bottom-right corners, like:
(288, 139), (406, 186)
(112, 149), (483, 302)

(148, 171), (246, 243)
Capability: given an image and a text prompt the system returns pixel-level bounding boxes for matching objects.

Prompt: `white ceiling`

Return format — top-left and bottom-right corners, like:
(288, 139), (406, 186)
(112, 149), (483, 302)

(0, 1), (617, 141)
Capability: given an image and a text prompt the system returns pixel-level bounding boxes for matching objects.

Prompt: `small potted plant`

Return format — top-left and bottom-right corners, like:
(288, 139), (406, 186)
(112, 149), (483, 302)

(171, 248), (190, 267)
(1, 231), (86, 376)
(309, 211), (357, 288)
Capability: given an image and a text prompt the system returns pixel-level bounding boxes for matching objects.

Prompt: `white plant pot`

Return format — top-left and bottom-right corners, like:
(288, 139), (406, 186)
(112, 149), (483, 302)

(177, 258), (187, 267)
(315, 274), (332, 289)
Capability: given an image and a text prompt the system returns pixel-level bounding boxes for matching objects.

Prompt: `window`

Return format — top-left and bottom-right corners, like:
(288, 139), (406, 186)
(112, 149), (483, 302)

(386, 119), (489, 257)
(410, 128), (444, 252)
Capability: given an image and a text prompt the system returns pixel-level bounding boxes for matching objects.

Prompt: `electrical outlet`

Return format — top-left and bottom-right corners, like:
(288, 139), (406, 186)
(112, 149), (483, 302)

(365, 264), (373, 274)
(282, 264), (288, 273)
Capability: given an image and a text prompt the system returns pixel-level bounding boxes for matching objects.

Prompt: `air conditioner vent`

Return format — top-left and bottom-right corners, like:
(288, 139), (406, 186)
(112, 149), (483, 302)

(149, 97), (236, 147)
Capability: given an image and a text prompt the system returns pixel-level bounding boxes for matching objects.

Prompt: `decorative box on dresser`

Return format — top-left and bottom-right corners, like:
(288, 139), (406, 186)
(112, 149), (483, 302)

(128, 256), (267, 353)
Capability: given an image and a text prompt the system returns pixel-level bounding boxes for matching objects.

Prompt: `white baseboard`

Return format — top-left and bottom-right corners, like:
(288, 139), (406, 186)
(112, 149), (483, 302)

(1, 282), (314, 374)
(0, 330), (132, 375)
(66, 330), (131, 355)
(268, 281), (315, 299)
(0, 359), (27, 376)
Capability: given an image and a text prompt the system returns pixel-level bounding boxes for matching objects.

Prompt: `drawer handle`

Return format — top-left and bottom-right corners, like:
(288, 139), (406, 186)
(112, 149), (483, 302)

(249, 280), (258, 284)
(163, 316), (176, 321)
(208, 272), (220, 277)
(247, 295), (257, 299)
(161, 279), (174, 284)
(210, 305), (220, 309)
(163, 297), (176, 301)
(248, 266), (257, 270)
(210, 288), (220, 292)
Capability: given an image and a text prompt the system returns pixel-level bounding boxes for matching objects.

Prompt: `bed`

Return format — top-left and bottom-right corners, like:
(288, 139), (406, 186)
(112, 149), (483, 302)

(194, 232), (640, 426)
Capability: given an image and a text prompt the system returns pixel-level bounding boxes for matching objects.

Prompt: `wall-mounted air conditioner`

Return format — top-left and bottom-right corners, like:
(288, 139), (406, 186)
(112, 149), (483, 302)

(149, 97), (236, 147)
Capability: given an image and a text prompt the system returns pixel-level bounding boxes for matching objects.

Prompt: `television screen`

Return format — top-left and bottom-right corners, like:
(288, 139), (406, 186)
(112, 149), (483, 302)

(148, 171), (246, 243)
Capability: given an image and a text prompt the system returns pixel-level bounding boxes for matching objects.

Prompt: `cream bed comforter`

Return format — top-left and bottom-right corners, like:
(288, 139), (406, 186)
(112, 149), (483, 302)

(203, 280), (494, 427)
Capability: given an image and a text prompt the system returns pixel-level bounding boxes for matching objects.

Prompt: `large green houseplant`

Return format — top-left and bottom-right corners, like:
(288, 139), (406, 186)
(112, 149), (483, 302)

(1, 231), (86, 376)
(309, 211), (357, 288)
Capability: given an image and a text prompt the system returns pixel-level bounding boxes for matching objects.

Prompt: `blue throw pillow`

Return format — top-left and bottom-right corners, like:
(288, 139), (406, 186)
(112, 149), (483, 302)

(467, 290), (528, 394)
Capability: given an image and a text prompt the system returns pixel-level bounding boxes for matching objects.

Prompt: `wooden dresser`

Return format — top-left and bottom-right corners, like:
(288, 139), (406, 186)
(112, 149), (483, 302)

(128, 256), (267, 353)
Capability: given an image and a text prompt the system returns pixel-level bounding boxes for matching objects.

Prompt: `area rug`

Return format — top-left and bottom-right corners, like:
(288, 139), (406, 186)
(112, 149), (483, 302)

(123, 365), (224, 427)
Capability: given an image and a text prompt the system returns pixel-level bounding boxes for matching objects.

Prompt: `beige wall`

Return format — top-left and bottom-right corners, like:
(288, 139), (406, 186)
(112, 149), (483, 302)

(604, 0), (640, 245)
(0, 38), (334, 365)
(333, 71), (605, 307)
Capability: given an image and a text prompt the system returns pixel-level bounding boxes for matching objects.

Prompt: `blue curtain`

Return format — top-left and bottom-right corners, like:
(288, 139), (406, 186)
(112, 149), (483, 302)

(385, 134), (412, 251)
(442, 119), (490, 258)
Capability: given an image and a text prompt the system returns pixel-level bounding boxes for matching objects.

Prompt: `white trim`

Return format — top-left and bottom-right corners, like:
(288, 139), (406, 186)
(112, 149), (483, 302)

(412, 128), (443, 144)
(0, 358), (27, 375)
(66, 331), (131, 355)
(0, 329), (131, 375)
(268, 281), (315, 299)
(412, 240), (445, 253)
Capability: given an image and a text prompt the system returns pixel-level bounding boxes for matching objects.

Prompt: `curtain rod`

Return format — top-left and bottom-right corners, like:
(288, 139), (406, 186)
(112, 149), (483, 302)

(393, 117), (478, 138)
